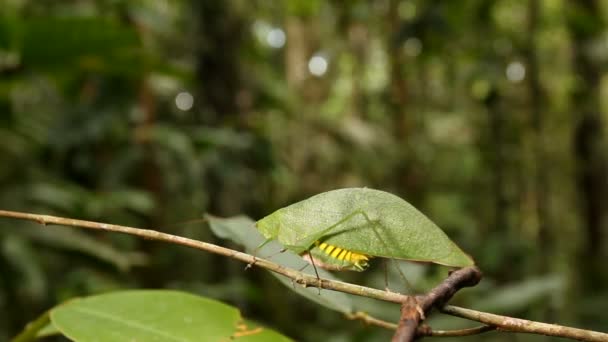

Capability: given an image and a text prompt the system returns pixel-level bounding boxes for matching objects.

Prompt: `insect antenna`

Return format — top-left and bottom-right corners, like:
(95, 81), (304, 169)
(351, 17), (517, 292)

(393, 259), (415, 292)
(297, 262), (310, 272)
(383, 259), (415, 294)
(288, 261), (310, 290)
(383, 259), (389, 290)
(262, 247), (290, 260)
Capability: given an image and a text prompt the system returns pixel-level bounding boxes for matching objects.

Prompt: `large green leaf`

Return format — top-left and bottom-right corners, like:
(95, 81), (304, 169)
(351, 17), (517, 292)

(206, 215), (354, 314)
(256, 188), (474, 268)
(49, 290), (291, 342)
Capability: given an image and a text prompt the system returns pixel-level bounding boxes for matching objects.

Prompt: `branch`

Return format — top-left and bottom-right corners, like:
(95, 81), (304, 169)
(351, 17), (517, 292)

(1, 210), (607, 342)
(392, 266), (483, 341)
(441, 305), (608, 342)
(347, 311), (398, 330)
(348, 312), (497, 338)
(392, 296), (421, 341)
(0, 210), (407, 304)
(417, 324), (496, 337)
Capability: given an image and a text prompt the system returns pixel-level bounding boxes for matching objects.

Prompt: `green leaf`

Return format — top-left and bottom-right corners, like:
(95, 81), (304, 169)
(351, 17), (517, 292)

(206, 215), (354, 314)
(50, 290), (291, 342)
(256, 188), (474, 268)
(35, 321), (60, 338)
(234, 320), (292, 342)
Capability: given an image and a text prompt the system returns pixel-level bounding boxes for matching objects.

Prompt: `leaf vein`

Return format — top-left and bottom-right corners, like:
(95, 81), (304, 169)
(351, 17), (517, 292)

(69, 306), (190, 342)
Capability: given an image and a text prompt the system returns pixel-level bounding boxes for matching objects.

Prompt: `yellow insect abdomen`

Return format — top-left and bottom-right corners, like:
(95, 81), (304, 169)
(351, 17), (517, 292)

(317, 241), (370, 270)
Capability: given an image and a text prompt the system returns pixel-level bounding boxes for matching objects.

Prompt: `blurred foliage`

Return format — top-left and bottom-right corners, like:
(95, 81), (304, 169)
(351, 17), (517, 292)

(0, 0), (607, 341)
(33, 290), (292, 342)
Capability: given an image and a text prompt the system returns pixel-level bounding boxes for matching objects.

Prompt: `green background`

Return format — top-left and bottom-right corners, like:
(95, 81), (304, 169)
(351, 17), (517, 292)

(1, 0), (607, 341)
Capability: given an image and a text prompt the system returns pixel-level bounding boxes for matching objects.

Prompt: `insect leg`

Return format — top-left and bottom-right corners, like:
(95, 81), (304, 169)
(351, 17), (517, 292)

(389, 259), (415, 293)
(355, 210), (415, 293)
(294, 210), (378, 249)
(297, 262), (310, 272)
(245, 238), (274, 270)
(383, 259), (389, 290)
(295, 210), (416, 279)
(290, 210), (378, 271)
(310, 210), (414, 289)
(291, 262), (310, 290)
(307, 253), (322, 294)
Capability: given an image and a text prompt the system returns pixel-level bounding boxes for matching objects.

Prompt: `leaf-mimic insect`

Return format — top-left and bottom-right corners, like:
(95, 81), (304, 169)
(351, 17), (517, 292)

(255, 188), (474, 271)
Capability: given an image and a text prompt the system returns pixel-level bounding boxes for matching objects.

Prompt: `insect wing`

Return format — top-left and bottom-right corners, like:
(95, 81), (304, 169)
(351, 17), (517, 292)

(268, 188), (474, 268)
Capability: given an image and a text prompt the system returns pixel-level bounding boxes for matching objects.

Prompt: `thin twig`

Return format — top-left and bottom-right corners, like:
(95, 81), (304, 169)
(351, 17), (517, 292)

(417, 324), (496, 337)
(347, 313), (496, 339)
(0, 210), (407, 304)
(441, 305), (608, 342)
(347, 311), (398, 330)
(1, 210), (607, 342)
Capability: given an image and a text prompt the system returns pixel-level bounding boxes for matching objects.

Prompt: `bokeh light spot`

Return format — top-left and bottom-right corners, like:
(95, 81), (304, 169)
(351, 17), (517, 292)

(175, 92), (194, 111)
(266, 28), (286, 48)
(308, 54), (328, 76)
(506, 61), (526, 82)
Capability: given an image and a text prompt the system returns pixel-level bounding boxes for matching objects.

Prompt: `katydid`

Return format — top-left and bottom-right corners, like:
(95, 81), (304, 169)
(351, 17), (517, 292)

(255, 188), (474, 271)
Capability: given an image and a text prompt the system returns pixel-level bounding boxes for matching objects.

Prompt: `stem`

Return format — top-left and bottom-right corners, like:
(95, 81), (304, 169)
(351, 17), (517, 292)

(392, 266), (483, 341)
(417, 324), (496, 337)
(441, 305), (608, 342)
(347, 311), (398, 330)
(0, 210), (407, 304)
(12, 310), (51, 342)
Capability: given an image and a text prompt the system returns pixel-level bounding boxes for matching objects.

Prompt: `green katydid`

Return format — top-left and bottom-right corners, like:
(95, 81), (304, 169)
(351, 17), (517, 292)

(256, 188), (474, 271)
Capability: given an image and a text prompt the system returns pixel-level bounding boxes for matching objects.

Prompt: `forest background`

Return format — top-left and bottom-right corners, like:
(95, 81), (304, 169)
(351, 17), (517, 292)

(1, 1), (607, 341)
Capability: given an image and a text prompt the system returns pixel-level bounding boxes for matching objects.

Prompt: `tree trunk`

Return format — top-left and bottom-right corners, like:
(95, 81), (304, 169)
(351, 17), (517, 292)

(525, 0), (551, 270)
(194, 1), (244, 125)
(568, 0), (607, 291)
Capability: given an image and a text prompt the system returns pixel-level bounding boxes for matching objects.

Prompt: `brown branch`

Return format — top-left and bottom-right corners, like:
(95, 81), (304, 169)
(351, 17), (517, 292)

(419, 267), (483, 311)
(1, 210), (607, 342)
(0, 210), (407, 304)
(392, 266), (483, 341)
(348, 310), (496, 338)
(347, 311), (496, 339)
(441, 305), (608, 342)
(393, 296), (423, 341)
